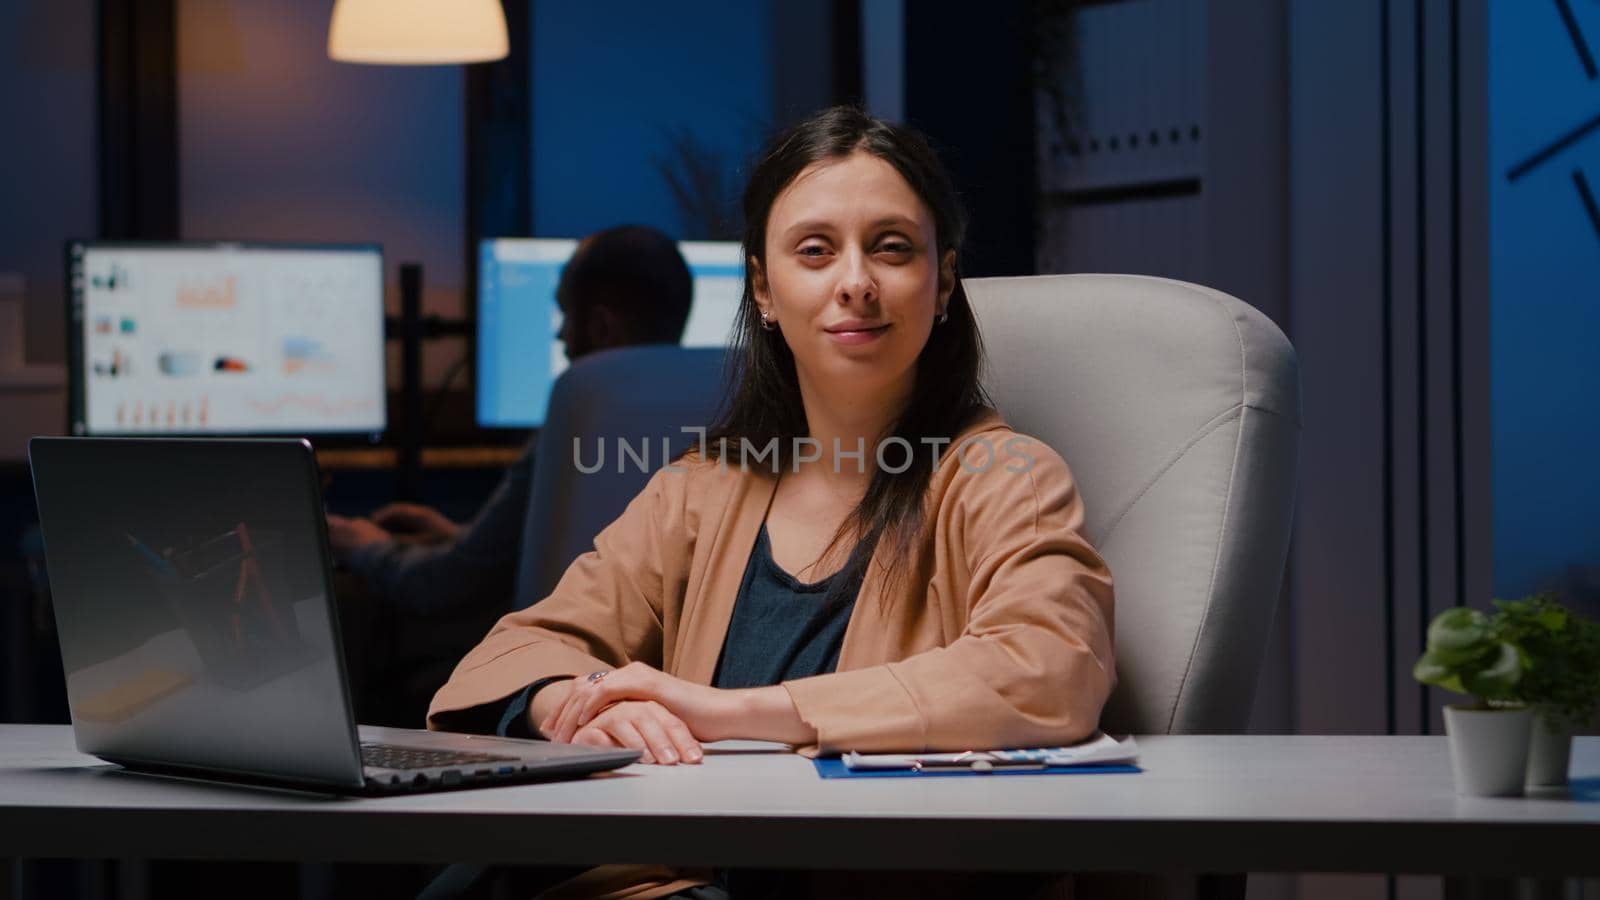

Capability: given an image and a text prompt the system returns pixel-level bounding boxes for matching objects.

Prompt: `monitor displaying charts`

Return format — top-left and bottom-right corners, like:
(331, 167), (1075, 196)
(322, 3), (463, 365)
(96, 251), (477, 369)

(67, 242), (386, 440)
(476, 238), (742, 429)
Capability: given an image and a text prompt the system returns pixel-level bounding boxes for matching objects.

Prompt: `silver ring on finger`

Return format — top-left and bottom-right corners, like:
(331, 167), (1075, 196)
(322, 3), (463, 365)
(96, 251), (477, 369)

(586, 670), (609, 684)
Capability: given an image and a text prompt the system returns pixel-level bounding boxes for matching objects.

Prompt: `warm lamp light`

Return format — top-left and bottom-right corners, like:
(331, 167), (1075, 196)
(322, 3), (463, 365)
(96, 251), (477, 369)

(328, 0), (508, 65)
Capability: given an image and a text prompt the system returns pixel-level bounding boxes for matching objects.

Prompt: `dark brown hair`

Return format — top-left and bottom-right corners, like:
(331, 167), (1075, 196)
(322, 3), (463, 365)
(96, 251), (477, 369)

(705, 106), (988, 604)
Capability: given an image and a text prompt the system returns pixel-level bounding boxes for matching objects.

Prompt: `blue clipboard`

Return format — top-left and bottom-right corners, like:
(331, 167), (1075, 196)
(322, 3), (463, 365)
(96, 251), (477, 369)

(813, 758), (1142, 779)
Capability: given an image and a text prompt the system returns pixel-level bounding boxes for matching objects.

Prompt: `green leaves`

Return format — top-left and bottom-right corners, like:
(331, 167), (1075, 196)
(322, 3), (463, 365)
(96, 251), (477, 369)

(1427, 606), (1487, 648)
(1426, 608), (1490, 661)
(1492, 593), (1600, 728)
(1461, 642), (1524, 699)
(1413, 606), (1523, 704)
(1414, 594), (1600, 724)
(1412, 652), (1467, 695)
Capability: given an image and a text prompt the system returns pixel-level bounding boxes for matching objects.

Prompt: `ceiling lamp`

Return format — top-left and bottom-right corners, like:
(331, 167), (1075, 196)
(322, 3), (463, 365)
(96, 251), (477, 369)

(328, 0), (509, 65)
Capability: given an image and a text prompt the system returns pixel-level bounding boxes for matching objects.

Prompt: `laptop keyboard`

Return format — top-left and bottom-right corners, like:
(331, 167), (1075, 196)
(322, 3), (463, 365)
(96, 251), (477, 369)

(360, 742), (520, 771)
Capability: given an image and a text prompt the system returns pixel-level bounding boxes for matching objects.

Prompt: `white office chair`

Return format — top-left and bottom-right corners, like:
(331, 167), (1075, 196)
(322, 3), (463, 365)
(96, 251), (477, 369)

(520, 278), (1301, 735)
(967, 273), (1299, 900)
(513, 345), (729, 607)
(967, 273), (1300, 736)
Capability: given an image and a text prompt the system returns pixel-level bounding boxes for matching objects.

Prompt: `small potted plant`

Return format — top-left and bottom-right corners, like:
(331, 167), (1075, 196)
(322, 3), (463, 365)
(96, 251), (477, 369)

(1491, 593), (1600, 788)
(1414, 606), (1532, 796)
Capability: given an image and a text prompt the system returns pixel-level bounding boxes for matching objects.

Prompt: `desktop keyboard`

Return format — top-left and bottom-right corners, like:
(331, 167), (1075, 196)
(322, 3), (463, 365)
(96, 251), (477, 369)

(360, 743), (520, 771)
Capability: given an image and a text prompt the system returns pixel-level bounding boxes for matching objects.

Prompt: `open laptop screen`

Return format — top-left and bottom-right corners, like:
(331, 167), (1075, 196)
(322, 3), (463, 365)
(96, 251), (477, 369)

(29, 437), (365, 789)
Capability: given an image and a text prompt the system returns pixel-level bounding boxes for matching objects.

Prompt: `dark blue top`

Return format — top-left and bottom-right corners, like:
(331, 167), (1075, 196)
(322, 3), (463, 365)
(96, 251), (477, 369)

(496, 521), (865, 897)
(712, 523), (863, 899)
(711, 523), (864, 690)
(498, 522), (864, 739)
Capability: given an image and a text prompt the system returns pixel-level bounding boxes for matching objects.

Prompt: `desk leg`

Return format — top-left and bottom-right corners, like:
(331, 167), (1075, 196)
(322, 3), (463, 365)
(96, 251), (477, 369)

(1075, 873), (1248, 900)
(6, 860), (104, 900)
(1443, 877), (1568, 900)
(1196, 873), (1247, 900)
(114, 859), (149, 900)
(297, 863), (334, 900)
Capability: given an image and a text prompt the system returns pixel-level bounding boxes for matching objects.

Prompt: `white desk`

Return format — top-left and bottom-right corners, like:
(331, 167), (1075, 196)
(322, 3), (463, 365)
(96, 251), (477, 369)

(1, 726), (1596, 876)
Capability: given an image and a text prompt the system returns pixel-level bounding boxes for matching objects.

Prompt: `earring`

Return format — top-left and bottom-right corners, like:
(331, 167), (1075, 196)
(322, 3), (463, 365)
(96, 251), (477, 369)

(936, 311), (949, 325)
(759, 311), (777, 331)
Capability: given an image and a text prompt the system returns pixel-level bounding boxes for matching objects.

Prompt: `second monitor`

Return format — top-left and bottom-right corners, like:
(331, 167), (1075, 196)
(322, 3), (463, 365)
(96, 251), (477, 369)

(67, 241), (387, 441)
(476, 238), (742, 429)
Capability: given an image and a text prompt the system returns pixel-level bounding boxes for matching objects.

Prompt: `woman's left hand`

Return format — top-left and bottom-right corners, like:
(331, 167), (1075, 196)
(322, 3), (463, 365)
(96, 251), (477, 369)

(541, 662), (738, 745)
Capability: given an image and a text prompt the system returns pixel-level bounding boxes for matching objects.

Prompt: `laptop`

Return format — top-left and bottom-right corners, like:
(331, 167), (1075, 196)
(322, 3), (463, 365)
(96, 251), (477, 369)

(28, 436), (639, 794)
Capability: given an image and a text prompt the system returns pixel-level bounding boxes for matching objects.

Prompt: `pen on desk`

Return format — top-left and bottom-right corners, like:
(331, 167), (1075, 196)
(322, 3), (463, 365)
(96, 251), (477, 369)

(968, 759), (1046, 772)
(907, 755), (1049, 773)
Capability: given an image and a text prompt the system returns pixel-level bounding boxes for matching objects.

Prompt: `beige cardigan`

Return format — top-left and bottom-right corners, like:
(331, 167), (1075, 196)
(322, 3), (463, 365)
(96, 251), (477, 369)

(428, 409), (1115, 898)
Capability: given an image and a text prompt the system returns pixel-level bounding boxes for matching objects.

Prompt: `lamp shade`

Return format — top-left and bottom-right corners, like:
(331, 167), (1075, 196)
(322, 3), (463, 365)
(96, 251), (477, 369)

(328, 0), (508, 65)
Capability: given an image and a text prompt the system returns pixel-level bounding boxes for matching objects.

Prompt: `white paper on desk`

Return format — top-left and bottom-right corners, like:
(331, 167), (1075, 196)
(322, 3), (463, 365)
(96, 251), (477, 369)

(842, 732), (1139, 771)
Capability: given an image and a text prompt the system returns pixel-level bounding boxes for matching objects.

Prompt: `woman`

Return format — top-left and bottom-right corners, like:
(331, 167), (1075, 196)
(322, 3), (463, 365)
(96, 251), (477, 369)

(427, 107), (1115, 899)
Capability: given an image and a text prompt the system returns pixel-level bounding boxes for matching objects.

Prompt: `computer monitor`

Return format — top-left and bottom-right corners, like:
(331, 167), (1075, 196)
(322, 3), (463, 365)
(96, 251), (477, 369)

(67, 241), (387, 441)
(476, 238), (742, 429)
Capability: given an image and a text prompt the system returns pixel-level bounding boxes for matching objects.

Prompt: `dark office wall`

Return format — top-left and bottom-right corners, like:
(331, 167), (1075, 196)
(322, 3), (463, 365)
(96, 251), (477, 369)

(1031, 0), (1296, 737)
(1206, 0), (1289, 330)
(175, 0), (467, 389)
(1287, 2), (1492, 897)
(903, 0), (1036, 278)
(772, 2), (837, 130)
(1036, 0), (1495, 756)
(1285, 0), (1390, 742)
(0, 0), (93, 724)
(529, 1), (774, 241)
(1289, 0), (1492, 751)
(0, 0), (97, 367)
(1034, 1), (1208, 285)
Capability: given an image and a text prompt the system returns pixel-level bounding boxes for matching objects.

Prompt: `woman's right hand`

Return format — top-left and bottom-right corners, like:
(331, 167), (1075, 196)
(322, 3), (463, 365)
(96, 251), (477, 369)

(565, 700), (703, 765)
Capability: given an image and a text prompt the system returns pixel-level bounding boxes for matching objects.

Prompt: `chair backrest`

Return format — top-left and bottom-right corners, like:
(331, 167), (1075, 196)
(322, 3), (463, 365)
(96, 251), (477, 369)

(965, 274), (1300, 734)
(513, 345), (728, 607)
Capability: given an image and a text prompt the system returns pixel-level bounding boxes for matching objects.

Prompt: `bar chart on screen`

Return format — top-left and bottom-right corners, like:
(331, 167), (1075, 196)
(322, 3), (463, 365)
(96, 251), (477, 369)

(70, 243), (386, 437)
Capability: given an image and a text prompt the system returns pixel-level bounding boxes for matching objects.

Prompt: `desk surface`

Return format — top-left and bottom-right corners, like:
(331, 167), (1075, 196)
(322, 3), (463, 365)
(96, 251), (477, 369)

(1, 726), (1596, 876)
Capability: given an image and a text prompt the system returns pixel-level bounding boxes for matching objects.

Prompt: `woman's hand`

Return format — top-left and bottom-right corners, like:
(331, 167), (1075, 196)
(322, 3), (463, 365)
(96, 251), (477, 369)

(542, 662), (736, 746)
(567, 700), (703, 765)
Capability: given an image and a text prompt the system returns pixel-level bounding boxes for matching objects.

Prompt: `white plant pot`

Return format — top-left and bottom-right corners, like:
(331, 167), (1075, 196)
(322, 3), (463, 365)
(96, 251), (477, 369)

(1525, 709), (1574, 788)
(1442, 705), (1532, 797)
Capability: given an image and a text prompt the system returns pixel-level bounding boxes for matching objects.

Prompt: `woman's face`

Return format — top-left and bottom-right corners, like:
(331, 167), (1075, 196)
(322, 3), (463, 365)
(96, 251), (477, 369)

(753, 150), (955, 406)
